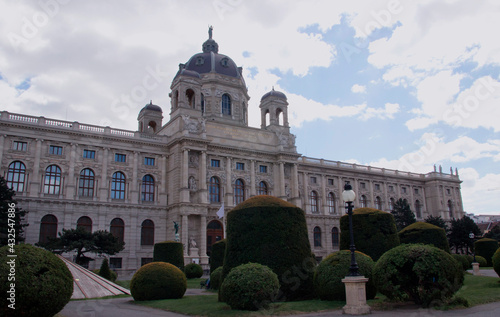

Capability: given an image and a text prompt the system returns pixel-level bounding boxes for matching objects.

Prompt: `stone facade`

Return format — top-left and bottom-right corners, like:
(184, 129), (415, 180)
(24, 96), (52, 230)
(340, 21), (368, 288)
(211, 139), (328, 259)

(0, 31), (464, 276)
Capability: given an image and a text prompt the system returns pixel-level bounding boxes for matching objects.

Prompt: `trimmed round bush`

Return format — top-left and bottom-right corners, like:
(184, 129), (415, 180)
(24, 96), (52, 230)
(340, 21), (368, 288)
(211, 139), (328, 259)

(184, 263), (203, 278)
(340, 208), (400, 261)
(0, 244), (73, 317)
(464, 255), (474, 268)
(153, 241), (184, 270)
(475, 255), (487, 267)
(474, 238), (499, 266)
(220, 263), (279, 311)
(492, 248), (500, 277)
(452, 254), (470, 271)
(373, 244), (464, 307)
(131, 262), (187, 301)
(210, 266), (223, 290)
(398, 222), (450, 253)
(210, 239), (226, 274)
(222, 195), (316, 301)
(314, 250), (377, 301)
(92, 268), (118, 282)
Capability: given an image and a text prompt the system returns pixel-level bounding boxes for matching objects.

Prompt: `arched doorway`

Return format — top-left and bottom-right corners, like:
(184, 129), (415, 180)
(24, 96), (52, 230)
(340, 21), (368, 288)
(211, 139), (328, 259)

(207, 220), (224, 256)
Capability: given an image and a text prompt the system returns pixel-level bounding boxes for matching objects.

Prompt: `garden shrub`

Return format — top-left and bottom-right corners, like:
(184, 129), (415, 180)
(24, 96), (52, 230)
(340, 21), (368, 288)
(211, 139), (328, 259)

(492, 248), (500, 277)
(0, 244), (73, 317)
(373, 244), (464, 307)
(92, 268), (117, 282)
(210, 266), (223, 290)
(464, 255), (474, 268)
(184, 263), (203, 278)
(220, 262), (279, 311)
(398, 222), (450, 253)
(222, 195), (316, 301)
(130, 261), (186, 301)
(451, 254), (469, 271)
(153, 241), (184, 270)
(475, 255), (487, 267)
(340, 208), (400, 261)
(99, 258), (112, 280)
(210, 239), (226, 274)
(474, 238), (499, 266)
(314, 250), (377, 301)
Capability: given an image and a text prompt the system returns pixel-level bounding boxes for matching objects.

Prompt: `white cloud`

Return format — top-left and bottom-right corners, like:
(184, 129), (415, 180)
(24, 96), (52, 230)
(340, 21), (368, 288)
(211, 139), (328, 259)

(459, 168), (500, 214)
(351, 84), (366, 93)
(359, 102), (400, 120)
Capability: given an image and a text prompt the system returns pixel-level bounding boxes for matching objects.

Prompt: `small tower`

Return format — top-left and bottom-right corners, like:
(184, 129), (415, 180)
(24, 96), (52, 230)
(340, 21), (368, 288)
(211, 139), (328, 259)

(137, 101), (163, 134)
(260, 88), (289, 130)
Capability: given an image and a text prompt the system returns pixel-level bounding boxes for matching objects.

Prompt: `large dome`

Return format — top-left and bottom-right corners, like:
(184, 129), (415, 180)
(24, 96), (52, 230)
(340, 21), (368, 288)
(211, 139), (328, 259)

(177, 27), (241, 78)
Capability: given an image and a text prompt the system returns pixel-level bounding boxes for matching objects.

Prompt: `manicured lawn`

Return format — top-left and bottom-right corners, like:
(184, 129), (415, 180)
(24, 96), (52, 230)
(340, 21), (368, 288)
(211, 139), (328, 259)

(134, 274), (500, 316)
(115, 278), (207, 290)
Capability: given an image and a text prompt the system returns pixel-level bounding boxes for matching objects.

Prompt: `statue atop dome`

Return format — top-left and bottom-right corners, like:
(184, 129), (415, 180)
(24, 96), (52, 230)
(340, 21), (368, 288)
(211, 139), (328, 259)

(208, 25), (213, 39)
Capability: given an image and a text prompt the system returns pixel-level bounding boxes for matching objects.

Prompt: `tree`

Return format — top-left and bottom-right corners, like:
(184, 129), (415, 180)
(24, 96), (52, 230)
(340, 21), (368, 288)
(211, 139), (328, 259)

(0, 176), (29, 246)
(484, 225), (500, 242)
(448, 216), (481, 254)
(391, 198), (416, 231)
(37, 227), (125, 265)
(424, 215), (448, 234)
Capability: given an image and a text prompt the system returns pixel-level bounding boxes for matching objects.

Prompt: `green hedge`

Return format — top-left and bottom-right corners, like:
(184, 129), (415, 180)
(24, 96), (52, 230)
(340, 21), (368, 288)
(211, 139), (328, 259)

(451, 254), (469, 271)
(222, 195), (315, 301)
(0, 244), (73, 317)
(92, 268), (118, 282)
(340, 208), (400, 261)
(184, 263), (203, 278)
(474, 238), (499, 266)
(210, 266), (223, 290)
(492, 248), (500, 278)
(475, 255), (487, 267)
(314, 250), (376, 301)
(130, 262), (186, 301)
(153, 241), (184, 270)
(220, 263), (279, 311)
(373, 244), (463, 307)
(210, 239), (226, 274)
(398, 222), (450, 253)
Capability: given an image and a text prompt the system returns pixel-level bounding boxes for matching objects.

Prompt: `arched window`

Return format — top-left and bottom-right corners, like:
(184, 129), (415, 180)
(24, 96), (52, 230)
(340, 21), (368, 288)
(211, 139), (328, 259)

(141, 174), (155, 201)
(141, 219), (155, 245)
(111, 172), (126, 200)
(186, 89), (195, 108)
(7, 161), (26, 192)
(276, 108), (283, 125)
(234, 179), (245, 204)
(314, 226), (322, 247)
(209, 177), (220, 203)
(173, 90), (179, 109)
(39, 214), (58, 243)
(375, 196), (382, 210)
(264, 110), (270, 126)
(258, 181), (268, 195)
(79, 168), (95, 197)
(331, 227), (339, 247)
(201, 93), (205, 113)
(415, 200), (422, 218)
(360, 195), (367, 208)
(448, 200), (453, 218)
(310, 191), (319, 213)
(222, 93), (231, 115)
(389, 198), (395, 211)
(77, 216), (92, 233)
(110, 218), (124, 243)
(44, 165), (61, 195)
(327, 192), (335, 214)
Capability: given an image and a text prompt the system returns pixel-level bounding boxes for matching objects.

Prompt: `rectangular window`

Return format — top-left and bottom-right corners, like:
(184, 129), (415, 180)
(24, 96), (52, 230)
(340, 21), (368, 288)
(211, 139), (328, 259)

(49, 145), (63, 155)
(388, 185), (394, 192)
(109, 258), (122, 269)
(141, 258), (153, 266)
(83, 149), (95, 159)
(328, 178), (334, 186)
(211, 159), (220, 167)
(310, 177), (317, 184)
(360, 182), (366, 189)
(446, 188), (451, 195)
(144, 157), (155, 166)
(236, 162), (244, 170)
(12, 141), (27, 151)
(115, 153), (126, 162)
(414, 188), (419, 195)
(259, 165), (267, 173)
(402, 187), (407, 193)
(375, 184), (380, 191)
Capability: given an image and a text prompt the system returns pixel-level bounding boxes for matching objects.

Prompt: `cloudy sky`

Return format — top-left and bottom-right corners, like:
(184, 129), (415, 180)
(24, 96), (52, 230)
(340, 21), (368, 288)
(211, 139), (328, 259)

(1, 0), (499, 215)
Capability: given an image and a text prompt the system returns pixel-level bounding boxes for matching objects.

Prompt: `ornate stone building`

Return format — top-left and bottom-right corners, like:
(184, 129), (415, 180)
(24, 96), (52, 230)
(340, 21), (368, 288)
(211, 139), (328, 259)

(0, 30), (464, 276)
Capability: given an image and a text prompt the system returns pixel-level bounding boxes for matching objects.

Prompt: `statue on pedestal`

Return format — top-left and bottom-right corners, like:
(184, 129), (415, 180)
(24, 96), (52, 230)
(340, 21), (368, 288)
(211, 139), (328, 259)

(173, 221), (180, 242)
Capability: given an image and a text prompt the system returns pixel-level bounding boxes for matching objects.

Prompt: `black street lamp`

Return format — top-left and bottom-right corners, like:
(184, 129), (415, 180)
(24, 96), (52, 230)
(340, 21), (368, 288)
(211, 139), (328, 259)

(342, 183), (359, 277)
(469, 232), (476, 262)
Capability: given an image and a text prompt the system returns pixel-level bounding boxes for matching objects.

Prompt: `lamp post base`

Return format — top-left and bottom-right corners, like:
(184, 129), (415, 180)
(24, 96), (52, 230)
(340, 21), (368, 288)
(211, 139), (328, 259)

(342, 276), (371, 315)
(472, 262), (481, 276)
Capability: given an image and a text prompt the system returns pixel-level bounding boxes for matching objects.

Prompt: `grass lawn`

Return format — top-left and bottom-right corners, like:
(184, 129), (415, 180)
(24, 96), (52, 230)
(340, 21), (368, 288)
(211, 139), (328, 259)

(133, 274), (500, 316)
(115, 278), (207, 290)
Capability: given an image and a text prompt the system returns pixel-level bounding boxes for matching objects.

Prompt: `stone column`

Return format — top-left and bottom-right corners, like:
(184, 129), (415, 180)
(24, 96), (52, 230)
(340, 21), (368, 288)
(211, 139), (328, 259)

(225, 157), (232, 206)
(200, 215), (208, 264)
(0, 135), (5, 171)
(160, 155), (168, 205)
(180, 149), (190, 202)
(65, 143), (77, 199)
(321, 174), (327, 214)
(182, 214), (188, 255)
(199, 151), (208, 203)
(302, 172), (308, 212)
(131, 151), (139, 203)
(99, 148), (109, 201)
(30, 139), (43, 196)
(250, 160), (256, 196)
(279, 162), (285, 198)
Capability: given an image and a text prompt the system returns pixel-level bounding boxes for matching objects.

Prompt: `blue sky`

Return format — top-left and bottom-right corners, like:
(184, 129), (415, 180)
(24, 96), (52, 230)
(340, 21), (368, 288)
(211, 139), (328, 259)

(1, 0), (499, 215)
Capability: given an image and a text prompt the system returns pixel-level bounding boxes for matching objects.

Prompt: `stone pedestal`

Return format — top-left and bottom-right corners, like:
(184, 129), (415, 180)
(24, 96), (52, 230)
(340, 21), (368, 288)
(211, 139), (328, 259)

(189, 247), (199, 257)
(342, 276), (371, 315)
(472, 262), (481, 276)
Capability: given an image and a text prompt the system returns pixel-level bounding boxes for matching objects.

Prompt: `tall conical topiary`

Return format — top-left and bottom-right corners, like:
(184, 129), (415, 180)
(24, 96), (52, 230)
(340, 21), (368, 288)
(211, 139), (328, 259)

(222, 195), (315, 301)
(99, 258), (112, 281)
(153, 241), (184, 271)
